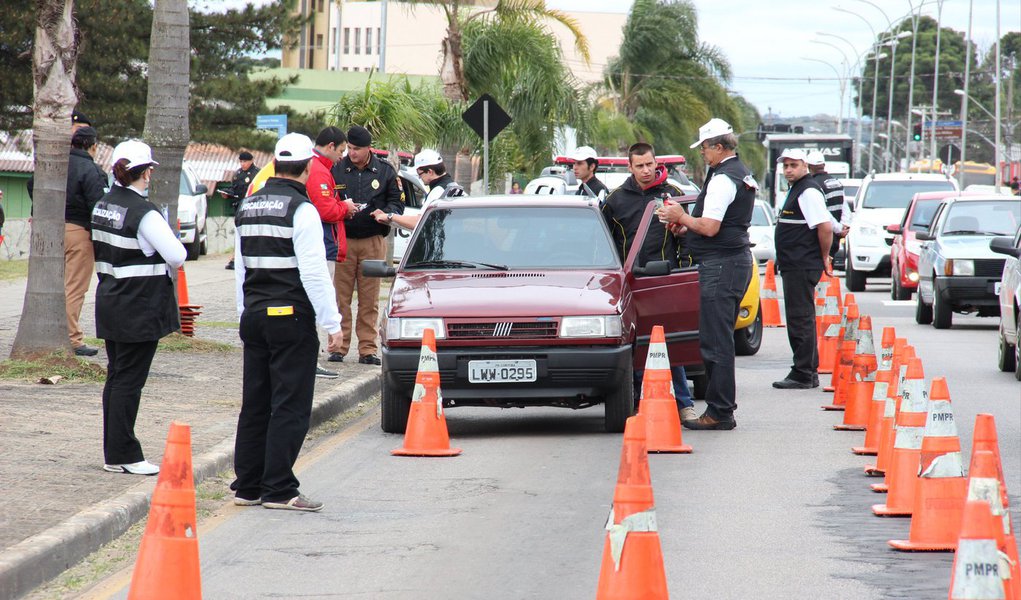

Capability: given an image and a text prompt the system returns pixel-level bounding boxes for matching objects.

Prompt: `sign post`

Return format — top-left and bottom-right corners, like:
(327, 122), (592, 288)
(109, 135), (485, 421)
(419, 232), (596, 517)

(462, 94), (511, 193)
(256, 114), (288, 139)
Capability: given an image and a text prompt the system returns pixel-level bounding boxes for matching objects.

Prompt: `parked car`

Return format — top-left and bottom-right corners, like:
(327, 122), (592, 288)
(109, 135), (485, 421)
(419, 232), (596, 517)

(177, 162), (209, 261)
(915, 196), (1021, 329)
(364, 195), (759, 434)
(748, 199), (776, 264)
(990, 228), (1021, 379)
(844, 173), (958, 291)
(886, 191), (961, 300)
(839, 177), (862, 205)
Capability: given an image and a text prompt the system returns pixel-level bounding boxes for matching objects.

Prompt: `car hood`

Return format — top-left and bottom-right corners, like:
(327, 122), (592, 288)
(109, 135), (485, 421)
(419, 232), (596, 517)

(852, 208), (905, 228)
(936, 236), (1004, 259)
(389, 271), (624, 317)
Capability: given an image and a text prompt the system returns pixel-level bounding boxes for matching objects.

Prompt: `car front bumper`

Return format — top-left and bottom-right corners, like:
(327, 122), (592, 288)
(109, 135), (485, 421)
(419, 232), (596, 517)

(178, 220), (197, 244)
(382, 344), (632, 403)
(936, 276), (1001, 309)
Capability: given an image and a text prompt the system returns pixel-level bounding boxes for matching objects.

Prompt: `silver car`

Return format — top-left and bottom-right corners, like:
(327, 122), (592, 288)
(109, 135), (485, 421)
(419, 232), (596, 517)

(990, 227), (1021, 379)
(915, 195), (1021, 329)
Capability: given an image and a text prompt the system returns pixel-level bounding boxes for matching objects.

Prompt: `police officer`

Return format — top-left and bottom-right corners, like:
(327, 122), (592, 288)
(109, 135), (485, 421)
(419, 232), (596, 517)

(413, 149), (458, 203)
(657, 119), (755, 431)
(570, 146), (609, 198)
(806, 150), (847, 257)
(231, 133), (342, 511)
(223, 151), (260, 270)
(92, 140), (187, 475)
(771, 149), (834, 390)
(331, 126), (404, 365)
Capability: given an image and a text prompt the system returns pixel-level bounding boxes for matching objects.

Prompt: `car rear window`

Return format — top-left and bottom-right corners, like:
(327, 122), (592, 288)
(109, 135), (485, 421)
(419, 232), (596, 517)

(406, 206), (620, 270)
(862, 180), (956, 209)
(940, 201), (1021, 237)
(908, 199), (943, 232)
(751, 204), (772, 226)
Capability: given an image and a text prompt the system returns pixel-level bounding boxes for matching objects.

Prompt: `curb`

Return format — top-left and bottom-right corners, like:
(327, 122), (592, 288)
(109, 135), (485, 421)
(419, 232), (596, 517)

(0, 371), (380, 600)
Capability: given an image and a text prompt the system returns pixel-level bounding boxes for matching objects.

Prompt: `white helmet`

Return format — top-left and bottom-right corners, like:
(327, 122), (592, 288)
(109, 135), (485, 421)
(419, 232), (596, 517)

(413, 149), (443, 170)
(569, 145), (598, 162)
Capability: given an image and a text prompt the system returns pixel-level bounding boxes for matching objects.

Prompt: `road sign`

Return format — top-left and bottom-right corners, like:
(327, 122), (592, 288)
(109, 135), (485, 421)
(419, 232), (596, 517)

(938, 143), (961, 165)
(924, 120), (962, 141)
(462, 94), (511, 142)
(256, 114), (287, 139)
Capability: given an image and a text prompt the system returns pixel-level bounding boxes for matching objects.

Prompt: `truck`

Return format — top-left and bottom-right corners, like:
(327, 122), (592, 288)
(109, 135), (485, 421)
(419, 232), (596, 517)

(763, 133), (855, 207)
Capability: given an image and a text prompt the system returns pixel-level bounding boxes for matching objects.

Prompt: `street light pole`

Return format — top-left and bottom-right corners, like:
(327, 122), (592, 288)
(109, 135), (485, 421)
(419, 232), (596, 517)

(903, 4), (922, 167)
(885, 38), (900, 171)
(929, 0), (946, 162)
(959, 0), (974, 186)
(834, 7), (882, 172)
(805, 57), (847, 133)
(994, 0), (1002, 193)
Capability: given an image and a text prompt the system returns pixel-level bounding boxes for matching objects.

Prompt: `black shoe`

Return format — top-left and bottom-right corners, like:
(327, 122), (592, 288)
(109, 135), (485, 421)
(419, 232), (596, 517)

(772, 377), (816, 389)
(812, 373), (820, 387)
(682, 413), (737, 430)
(327, 352), (344, 363)
(315, 365), (339, 379)
(73, 345), (99, 357)
(358, 354), (382, 365)
(225, 260), (235, 270)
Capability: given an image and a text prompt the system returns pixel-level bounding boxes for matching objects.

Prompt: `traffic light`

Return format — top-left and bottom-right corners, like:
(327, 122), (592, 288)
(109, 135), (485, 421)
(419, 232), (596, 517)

(912, 123), (922, 142)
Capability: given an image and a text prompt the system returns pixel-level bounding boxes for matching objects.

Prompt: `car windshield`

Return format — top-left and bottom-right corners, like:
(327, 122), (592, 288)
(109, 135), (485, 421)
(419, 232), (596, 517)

(908, 199), (943, 232)
(843, 185), (859, 200)
(179, 171), (194, 195)
(862, 180), (956, 209)
(940, 201), (1021, 237)
(751, 204), (772, 226)
(405, 206), (620, 270)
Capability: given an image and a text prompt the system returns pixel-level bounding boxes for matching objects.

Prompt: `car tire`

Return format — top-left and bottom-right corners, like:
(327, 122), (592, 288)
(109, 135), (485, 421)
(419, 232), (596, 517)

(932, 286), (952, 329)
(199, 223), (208, 256)
(692, 372), (708, 400)
(380, 377), (412, 434)
(185, 236), (201, 261)
(1015, 337), (1021, 382)
(915, 287), (933, 325)
(846, 259), (866, 292)
(891, 271), (911, 301)
(604, 360), (634, 433)
(734, 302), (763, 356)
(998, 328), (1017, 372)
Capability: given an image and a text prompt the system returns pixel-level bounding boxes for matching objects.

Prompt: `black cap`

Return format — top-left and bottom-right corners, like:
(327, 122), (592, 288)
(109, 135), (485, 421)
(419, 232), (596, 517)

(72, 110), (91, 126)
(346, 125), (371, 147)
(238, 151), (254, 161)
(72, 126), (97, 141)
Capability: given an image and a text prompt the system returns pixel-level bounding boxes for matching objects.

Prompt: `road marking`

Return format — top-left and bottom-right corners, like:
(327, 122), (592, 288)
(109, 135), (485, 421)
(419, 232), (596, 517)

(882, 300), (915, 307)
(79, 408), (378, 599)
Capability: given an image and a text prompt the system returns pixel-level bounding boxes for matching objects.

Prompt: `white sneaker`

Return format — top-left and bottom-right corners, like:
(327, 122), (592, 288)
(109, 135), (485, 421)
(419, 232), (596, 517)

(103, 460), (160, 475)
(680, 406), (698, 422)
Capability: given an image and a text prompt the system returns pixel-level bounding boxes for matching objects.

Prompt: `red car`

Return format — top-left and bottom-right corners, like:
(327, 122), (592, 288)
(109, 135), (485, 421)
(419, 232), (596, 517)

(363, 196), (701, 434)
(886, 191), (964, 300)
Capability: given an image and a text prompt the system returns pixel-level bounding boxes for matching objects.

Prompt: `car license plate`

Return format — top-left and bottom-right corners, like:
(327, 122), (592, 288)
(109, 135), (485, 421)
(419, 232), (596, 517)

(468, 360), (537, 383)
(994, 282), (1002, 295)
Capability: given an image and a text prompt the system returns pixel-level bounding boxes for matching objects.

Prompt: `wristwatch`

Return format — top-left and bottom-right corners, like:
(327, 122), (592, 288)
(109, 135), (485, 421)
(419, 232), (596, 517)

(386, 213), (394, 223)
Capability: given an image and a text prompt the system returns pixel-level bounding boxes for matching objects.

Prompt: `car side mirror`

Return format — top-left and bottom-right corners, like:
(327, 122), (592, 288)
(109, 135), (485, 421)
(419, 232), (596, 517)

(990, 236), (1021, 258)
(886, 223), (901, 234)
(194, 183), (208, 195)
(362, 259), (396, 277)
(633, 260), (671, 277)
(915, 231), (934, 241)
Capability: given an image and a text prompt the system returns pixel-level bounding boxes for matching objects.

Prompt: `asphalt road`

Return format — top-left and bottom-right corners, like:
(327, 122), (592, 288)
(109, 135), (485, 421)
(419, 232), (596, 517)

(92, 278), (1019, 600)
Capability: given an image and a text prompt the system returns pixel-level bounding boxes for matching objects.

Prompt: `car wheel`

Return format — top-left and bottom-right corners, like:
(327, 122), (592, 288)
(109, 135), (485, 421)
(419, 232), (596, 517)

(185, 236), (201, 261)
(604, 359), (634, 433)
(915, 287), (933, 325)
(692, 372), (708, 400)
(734, 302), (763, 356)
(932, 286), (952, 329)
(846, 259), (866, 292)
(199, 223), (208, 256)
(380, 377), (412, 434)
(997, 327), (1017, 372)
(1015, 337), (1021, 382)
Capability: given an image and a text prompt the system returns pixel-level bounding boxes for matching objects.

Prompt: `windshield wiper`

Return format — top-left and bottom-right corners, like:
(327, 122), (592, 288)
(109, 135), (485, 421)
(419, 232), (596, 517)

(406, 259), (509, 270)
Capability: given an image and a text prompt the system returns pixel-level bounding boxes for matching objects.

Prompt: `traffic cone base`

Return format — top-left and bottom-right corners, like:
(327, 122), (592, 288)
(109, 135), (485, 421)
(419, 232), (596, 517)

(852, 446), (878, 455)
(888, 477), (966, 551)
(596, 528), (669, 600)
(864, 465), (885, 477)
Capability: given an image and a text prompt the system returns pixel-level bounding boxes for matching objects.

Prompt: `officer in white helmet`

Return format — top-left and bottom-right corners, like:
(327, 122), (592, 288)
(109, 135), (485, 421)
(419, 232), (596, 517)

(570, 145), (609, 198)
(413, 149), (460, 203)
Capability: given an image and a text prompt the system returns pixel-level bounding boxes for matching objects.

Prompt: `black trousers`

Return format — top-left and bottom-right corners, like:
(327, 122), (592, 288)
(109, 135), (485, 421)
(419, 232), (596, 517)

(102, 339), (159, 464)
(697, 251), (753, 420)
(780, 269), (823, 382)
(233, 310), (319, 503)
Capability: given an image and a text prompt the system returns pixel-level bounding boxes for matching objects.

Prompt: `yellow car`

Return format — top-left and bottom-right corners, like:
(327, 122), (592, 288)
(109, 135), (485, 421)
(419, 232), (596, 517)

(735, 267), (762, 356)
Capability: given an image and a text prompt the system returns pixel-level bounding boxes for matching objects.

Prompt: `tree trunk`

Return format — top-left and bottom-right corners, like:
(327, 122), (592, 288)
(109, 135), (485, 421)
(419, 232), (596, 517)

(440, 29), (467, 103)
(143, 0), (190, 252)
(11, 0), (78, 359)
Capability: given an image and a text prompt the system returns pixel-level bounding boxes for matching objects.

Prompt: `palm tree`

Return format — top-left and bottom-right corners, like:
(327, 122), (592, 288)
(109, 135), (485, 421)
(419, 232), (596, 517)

(11, 0), (78, 358)
(592, 0), (739, 159)
(144, 0), (190, 243)
(407, 0), (589, 102)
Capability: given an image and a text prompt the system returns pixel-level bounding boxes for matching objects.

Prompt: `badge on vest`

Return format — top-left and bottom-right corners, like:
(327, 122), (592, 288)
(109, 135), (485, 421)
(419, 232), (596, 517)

(742, 175), (759, 190)
(371, 179), (380, 190)
(267, 306), (294, 316)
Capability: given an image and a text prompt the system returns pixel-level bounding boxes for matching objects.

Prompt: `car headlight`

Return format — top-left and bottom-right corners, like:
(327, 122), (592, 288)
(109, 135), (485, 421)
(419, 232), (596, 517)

(386, 318), (446, 340)
(559, 315), (622, 338)
(945, 259), (974, 276)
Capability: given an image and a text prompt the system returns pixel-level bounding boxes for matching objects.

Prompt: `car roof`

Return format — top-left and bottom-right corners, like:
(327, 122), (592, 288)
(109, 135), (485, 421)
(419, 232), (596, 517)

(911, 190), (976, 201)
(940, 194), (1020, 204)
(866, 172), (955, 182)
(432, 194), (597, 209)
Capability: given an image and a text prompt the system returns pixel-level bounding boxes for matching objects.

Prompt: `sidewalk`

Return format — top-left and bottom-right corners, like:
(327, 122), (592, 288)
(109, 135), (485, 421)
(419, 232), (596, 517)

(0, 254), (383, 599)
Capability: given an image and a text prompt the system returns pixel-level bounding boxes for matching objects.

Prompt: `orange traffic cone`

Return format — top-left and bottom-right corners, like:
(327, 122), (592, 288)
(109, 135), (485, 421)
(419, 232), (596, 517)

(835, 315), (877, 429)
(852, 328), (898, 453)
(823, 303), (859, 408)
(824, 295), (856, 390)
(948, 499), (1007, 600)
(873, 358), (928, 515)
(761, 260), (784, 327)
(973, 414), (1011, 510)
(392, 328), (462, 457)
(596, 415), (669, 600)
(176, 266), (202, 338)
(128, 422), (201, 600)
(638, 326), (691, 454)
(865, 343), (914, 477)
(967, 449), (1020, 600)
(889, 377), (967, 551)
(817, 284), (843, 374)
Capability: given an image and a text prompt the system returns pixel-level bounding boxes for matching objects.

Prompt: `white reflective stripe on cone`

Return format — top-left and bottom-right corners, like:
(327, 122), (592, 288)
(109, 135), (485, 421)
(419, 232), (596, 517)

(951, 539), (1005, 599)
(920, 452), (964, 478)
(645, 342), (670, 370)
(894, 426), (924, 450)
(924, 401), (958, 437)
(900, 379), (929, 413)
(605, 507), (658, 572)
